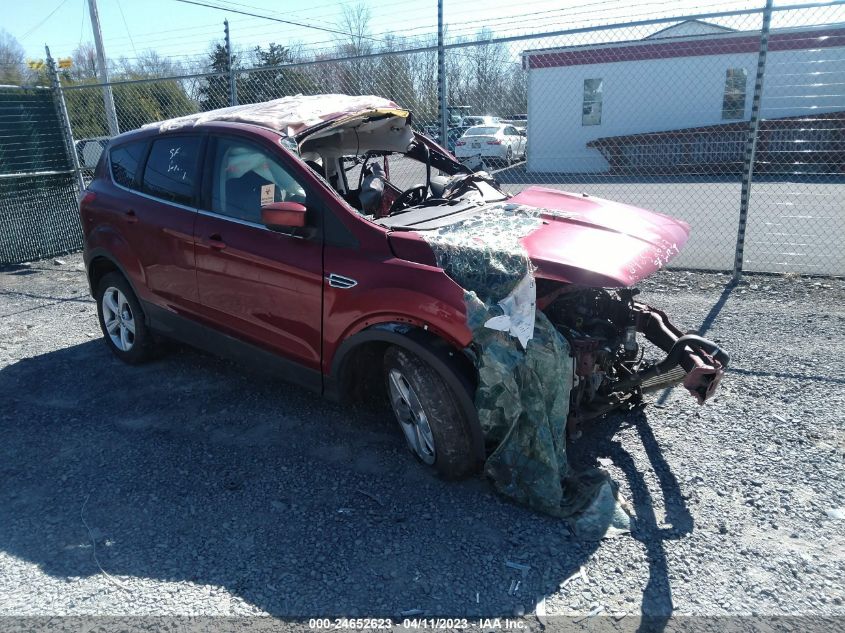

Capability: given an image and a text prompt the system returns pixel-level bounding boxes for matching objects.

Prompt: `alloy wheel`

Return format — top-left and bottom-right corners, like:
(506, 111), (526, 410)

(101, 286), (136, 352)
(387, 368), (436, 464)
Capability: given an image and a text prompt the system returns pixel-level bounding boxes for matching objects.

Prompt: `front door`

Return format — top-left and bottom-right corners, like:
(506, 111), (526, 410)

(193, 134), (323, 372)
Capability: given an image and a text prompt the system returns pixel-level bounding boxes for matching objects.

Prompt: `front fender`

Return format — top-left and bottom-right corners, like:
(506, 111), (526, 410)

(328, 325), (484, 465)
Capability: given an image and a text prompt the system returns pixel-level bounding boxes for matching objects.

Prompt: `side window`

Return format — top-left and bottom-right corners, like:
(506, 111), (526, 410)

(505, 126), (518, 136)
(582, 78), (603, 126)
(210, 137), (307, 224)
(141, 136), (202, 206)
(109, 140), (147, 189)
(722, 68), (748, 120)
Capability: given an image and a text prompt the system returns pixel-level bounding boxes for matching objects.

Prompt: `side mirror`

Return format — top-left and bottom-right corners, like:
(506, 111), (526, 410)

(261, 201), (306, 230)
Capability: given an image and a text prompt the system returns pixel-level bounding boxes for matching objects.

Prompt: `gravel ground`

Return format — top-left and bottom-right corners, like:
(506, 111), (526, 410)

(0, 254), (843, 625)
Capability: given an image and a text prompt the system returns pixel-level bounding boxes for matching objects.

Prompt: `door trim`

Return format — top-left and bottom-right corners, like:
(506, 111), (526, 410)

(143, 301), (324, 394)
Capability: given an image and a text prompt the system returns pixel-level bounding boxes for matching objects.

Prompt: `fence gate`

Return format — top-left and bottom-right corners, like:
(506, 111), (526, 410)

(0, 86), (82, 265)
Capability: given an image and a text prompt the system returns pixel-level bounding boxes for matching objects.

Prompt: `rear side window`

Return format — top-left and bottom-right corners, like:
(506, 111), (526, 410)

(109, 141), (147, 189)
(141, 136), (202, 206)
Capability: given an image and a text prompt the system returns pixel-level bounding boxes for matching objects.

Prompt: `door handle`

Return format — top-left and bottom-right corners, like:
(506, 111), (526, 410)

(125, 209), (137, 224)
(207, 234), (227, 250)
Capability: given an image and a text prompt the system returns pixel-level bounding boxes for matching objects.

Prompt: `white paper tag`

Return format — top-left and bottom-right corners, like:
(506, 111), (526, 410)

(483, 273), (536, 349)
(260, 183), (275, 206)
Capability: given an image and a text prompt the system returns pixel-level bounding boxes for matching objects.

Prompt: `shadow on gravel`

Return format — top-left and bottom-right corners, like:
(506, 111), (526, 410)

(0, 338), (684, 620)
(575, 411), (694, 632)
(0, 340), (589, 616)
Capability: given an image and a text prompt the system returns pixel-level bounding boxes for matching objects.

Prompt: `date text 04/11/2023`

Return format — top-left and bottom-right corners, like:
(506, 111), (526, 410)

(307, 618), (527, 630)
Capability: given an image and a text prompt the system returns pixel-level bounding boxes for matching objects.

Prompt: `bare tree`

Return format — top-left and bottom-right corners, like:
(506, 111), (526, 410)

(0, 30), (25, 85)
(335, 2), (375, 93)
(117, 50), (184, 78)
(337, 3), (374, 57)
(69, 43), (99, 82)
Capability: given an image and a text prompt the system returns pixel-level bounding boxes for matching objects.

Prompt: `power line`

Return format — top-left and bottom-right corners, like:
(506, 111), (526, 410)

(115, 0), (139, 58)
(21, 0), (72, 40)
(171, 0), (390, 43)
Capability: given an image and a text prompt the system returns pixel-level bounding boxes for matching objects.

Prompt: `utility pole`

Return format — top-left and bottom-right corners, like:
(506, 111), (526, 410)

(224, 19), (238, 107)
(733, 0), (773, 283)
(437, 0), (448, 148)
(87, 0), (119, 136)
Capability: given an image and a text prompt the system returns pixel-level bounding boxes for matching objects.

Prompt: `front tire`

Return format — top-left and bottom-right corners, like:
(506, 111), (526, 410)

(384, 346), (476, 480)
(95, 272), (156, 364)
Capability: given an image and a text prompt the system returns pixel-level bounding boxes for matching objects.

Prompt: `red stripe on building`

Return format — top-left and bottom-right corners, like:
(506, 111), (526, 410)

(526, 28), (845, 69)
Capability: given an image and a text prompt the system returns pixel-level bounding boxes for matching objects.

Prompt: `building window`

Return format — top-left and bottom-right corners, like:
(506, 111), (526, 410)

(582, 78), (603, 126)
(722, 68), (747, 120)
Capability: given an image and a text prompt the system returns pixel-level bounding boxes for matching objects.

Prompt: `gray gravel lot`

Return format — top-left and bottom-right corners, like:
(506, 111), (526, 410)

(0, 254), (844, 623)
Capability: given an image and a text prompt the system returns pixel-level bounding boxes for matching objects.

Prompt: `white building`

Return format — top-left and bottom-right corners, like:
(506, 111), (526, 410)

(522, 20), (845, 173)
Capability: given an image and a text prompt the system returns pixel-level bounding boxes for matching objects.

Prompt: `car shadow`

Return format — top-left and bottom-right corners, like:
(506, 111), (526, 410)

(573, 410), (694, 630)
(0, 339), (688, 620)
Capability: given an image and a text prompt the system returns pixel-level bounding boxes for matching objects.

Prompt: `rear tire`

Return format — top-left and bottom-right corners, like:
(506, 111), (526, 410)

(384, 346), (476, 480)
(95, 272), (157, 364)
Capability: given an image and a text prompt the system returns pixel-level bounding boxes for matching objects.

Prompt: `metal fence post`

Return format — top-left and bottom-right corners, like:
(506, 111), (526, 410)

(45, 46), (85, 195)
(437, 0), (448, 148)
(225, 19), (238, 107)
(733, 0), (773, 283)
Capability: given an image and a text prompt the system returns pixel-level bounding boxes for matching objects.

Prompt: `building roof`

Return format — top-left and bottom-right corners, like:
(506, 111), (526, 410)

(523, 24), (845, 69)
(644, 19), (736, 40)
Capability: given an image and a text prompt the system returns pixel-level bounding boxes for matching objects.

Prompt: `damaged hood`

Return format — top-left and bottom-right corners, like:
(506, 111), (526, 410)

(510, 187), (689, 287)
(386, 186), (690, 288)
(509, 187), (690, 287)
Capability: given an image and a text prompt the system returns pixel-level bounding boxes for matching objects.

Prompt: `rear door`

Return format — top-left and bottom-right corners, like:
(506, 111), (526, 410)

(109, 134), (203, 312)
(193, 133), (324, 372)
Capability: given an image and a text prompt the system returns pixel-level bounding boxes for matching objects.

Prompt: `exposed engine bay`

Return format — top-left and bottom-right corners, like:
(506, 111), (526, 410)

(540, 284), (729, 435)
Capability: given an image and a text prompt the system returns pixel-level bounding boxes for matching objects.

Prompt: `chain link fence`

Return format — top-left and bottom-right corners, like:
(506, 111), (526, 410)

(0, 84), (82, 264)
(2, 1), (843, 273)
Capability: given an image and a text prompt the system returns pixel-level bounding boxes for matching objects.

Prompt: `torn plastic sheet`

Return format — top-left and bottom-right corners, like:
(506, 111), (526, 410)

(419, 202), (631, 539)
(146, 94), (405, 137)
(483, 273), (536, 350)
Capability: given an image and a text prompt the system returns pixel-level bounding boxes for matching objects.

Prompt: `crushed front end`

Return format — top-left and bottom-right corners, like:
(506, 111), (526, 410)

(539, 283), (729, 436)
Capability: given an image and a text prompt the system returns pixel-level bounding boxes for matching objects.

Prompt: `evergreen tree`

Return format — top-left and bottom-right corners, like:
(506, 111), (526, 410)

(199, 43), (234, 111)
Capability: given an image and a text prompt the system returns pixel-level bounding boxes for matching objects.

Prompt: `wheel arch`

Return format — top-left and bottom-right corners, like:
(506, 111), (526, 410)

(328, 324), (485, 464)
(85, 249), (146, 320)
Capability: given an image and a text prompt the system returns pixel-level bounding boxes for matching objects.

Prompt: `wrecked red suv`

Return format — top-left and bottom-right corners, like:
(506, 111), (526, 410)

(80, 95), (727, 483)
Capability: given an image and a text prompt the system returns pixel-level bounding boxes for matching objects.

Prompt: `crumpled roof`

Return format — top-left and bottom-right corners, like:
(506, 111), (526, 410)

(146, 94), (405, 137)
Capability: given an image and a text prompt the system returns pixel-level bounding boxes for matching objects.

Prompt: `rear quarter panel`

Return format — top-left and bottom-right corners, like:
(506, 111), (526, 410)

(81, 181), (150, 301)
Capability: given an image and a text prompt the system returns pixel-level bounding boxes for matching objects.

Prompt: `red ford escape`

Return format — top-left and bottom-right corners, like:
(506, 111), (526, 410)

(80, 94), (727, 479)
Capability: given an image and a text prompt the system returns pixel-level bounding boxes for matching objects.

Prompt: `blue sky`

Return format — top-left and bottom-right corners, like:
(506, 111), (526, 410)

(7, 0), (843, 67)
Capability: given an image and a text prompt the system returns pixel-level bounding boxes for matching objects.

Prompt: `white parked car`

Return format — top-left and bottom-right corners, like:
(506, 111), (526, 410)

(454, 124), (526, 167)
(460, 115), (500, 127)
